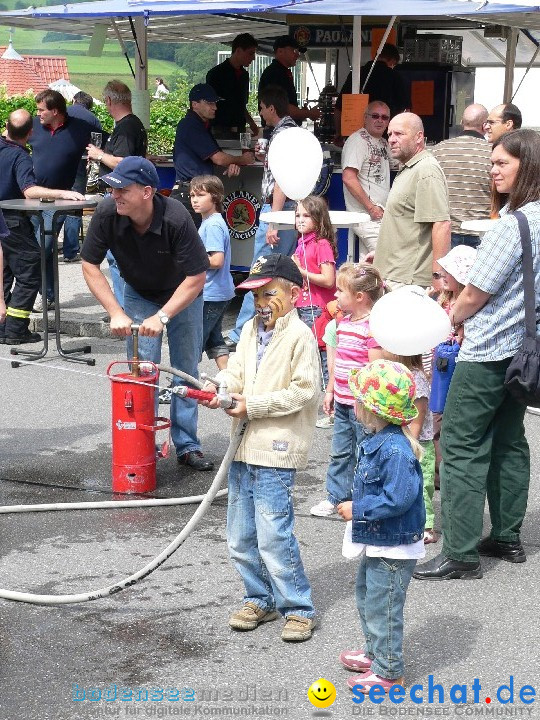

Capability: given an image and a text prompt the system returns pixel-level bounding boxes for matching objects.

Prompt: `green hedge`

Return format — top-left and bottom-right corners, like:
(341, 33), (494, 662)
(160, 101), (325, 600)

(0, 81), (190, 155)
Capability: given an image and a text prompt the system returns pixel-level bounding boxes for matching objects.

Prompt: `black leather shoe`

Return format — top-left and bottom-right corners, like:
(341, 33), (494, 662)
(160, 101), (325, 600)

(478, 537), (526, 563)
(178, 451), (214, 471)
(413, 553), (483, 580)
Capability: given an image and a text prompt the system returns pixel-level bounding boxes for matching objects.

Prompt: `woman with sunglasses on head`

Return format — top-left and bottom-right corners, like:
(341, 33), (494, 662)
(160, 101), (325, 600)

(414, 128), (540, 581)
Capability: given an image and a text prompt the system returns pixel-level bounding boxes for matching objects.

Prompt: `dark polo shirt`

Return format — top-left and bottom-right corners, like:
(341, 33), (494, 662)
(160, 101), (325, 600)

(173, 110), (220, 183)
(0, 137), (36, 200)
(336, 61), (410, 118)
(104, 113), (147, 162)
(29, 115), (93, 190)
(206, 59), (249, 132)
(258, 58), (299, 108)
(81, 193), (209, 305)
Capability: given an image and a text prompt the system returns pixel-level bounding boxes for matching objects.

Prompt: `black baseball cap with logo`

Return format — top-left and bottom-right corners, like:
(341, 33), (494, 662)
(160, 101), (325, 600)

(273, 35), (307, 53)
(237, 254), (303, 290)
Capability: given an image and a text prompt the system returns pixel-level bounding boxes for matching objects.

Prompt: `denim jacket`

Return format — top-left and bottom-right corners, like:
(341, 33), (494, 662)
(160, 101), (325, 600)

(351, 425), (425, 546)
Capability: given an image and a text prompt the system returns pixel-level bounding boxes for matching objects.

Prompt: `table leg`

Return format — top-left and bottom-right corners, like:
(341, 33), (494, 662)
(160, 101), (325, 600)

(10, 213), (48, 367)
(51, 209), (94, 366)
(11, 209), (95, 367)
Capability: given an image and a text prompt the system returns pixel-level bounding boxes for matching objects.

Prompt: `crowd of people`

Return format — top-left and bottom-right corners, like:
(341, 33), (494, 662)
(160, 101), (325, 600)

(0, 35), (538, 695)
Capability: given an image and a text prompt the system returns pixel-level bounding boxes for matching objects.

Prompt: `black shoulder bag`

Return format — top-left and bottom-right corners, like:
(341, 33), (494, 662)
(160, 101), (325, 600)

(504, 210), (540, 407)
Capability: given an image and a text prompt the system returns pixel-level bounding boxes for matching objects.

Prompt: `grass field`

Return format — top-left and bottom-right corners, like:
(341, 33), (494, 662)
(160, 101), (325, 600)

(0, 26), (181, 96)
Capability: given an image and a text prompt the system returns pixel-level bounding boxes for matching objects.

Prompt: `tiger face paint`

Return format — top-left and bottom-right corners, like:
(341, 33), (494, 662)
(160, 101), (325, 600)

(252, 279), (297, 330)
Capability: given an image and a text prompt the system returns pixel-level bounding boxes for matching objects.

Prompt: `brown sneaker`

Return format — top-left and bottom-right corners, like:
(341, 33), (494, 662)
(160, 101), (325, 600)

(281, 615), (315, 642)
(229, 602), (279, 631)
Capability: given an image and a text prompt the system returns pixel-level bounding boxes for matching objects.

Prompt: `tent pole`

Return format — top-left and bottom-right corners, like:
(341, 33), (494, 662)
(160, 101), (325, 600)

(503, 27), (518, 103)
(132, 16), (150, 129)
(134, 16), (148, 93)
(325, 48), (332, 86)
(351, 15), (361, 94)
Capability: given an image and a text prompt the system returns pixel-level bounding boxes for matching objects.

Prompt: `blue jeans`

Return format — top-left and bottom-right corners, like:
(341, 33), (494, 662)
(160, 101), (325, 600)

(31, 210), (67, 301)
(202, 299), (230, 359)
(124, 284), (203, 456)
(451, 232), (480, 249)
(326, 401), (369, 505)
(227, 461), (315, 618)
(62, 215), (82, 259)
(356, 555), (417, 679)
(296, 305), (321, 329)
(228, 201), (298, 343)
(297, 305), (328, 386)
(107, 250), (125, 309)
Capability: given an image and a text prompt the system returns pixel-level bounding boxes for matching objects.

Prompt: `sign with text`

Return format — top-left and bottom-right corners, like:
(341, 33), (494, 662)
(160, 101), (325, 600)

(290, 25), (390, 48)
(341, 94), (369, 136)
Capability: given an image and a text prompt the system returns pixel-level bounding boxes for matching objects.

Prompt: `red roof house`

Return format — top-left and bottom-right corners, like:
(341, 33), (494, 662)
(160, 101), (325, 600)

(0, 44), (70, 96)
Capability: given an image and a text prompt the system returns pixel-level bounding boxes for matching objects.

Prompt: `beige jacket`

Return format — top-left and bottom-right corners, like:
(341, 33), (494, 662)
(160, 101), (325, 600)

(217, 309), (320, 469)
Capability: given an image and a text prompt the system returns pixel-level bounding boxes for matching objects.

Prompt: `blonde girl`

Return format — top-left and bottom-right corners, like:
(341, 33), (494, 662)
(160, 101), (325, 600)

(310, 262), (385, 517)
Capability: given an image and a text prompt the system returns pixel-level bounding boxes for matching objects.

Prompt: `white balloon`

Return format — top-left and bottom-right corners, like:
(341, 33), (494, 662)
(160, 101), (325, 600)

(369, 286), (451, 355)
(267, 127), (323, 201)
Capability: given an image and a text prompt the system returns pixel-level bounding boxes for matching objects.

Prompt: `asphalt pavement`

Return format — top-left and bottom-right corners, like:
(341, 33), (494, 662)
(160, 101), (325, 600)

(0, 258), (539, 719)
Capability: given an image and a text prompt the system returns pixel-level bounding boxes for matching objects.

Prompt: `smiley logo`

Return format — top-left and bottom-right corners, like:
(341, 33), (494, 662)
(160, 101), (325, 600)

(307, 678), (336, 708)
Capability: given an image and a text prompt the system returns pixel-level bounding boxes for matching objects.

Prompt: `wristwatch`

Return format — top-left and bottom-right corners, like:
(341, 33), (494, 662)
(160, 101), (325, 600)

(158, 310), (170, 326)
(97, 153), (104, 162)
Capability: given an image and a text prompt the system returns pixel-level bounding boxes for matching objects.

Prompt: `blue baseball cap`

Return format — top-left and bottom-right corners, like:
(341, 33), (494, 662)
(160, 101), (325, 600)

(188, 83), (222, 103)
(102, 156), (159, 189)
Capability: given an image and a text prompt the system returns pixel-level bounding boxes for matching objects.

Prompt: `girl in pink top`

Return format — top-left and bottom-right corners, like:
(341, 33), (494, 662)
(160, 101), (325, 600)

(311, 263), (385, 517)
(292, 195), (337, 328)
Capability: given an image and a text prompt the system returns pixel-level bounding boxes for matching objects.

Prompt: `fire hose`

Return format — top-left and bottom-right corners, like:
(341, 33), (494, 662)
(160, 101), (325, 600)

(0, 362), (241, 606)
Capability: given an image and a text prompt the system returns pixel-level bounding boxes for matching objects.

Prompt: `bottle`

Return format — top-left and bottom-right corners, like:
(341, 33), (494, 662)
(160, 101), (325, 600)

(429, 341), (460, 413)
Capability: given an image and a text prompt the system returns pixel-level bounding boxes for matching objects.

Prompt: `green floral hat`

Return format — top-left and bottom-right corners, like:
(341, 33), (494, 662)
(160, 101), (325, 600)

(348, 360), (418, 426)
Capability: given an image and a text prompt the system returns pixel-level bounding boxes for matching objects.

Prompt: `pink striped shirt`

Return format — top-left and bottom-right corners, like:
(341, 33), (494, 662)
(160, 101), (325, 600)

(334, 316), (380, 406)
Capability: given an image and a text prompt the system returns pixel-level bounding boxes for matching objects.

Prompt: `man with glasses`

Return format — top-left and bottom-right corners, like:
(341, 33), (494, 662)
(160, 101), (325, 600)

(334, 43), (410, 143)
(172, 83), (255, 228)
(432, 104), (492, 250)
(484, 103), (522, 145)
(341, 101), (398, 257)
(258, 36), (320, 126)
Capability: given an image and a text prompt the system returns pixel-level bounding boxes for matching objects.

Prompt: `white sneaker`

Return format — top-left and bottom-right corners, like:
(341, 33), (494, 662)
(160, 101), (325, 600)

(310, 499), (337, 517)
(316, 415), (335, 429)
(32, 296), (54, 313)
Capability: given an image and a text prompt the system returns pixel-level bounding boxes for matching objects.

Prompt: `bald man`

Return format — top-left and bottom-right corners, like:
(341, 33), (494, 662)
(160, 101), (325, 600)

(432, 104), (492, 249)
(484, 102), (522, 145)
(373, 112), (450, 289)
(0, 109), (83, 344)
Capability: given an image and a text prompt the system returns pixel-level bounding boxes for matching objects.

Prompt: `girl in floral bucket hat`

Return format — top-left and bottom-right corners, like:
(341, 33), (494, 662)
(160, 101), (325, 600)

(336, 360), (426, 696)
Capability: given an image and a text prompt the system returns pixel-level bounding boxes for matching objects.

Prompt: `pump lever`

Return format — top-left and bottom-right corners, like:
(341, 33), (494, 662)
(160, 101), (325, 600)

(131, 324), (140, 377)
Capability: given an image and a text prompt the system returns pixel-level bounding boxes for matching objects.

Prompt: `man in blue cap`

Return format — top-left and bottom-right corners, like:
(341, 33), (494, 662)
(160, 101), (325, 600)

(81, 156), (215, 471)
(172, 83), (255, 227)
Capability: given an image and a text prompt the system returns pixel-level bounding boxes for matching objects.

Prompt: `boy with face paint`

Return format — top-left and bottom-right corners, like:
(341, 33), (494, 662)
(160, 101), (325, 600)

(203, 254), (320, 642)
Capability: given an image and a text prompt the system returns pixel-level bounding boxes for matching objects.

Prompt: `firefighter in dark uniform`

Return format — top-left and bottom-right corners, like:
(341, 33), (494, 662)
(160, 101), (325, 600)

(0, 109), (84, 345)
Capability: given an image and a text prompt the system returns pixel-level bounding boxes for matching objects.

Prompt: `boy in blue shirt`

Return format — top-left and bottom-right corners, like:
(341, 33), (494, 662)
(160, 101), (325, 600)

(190, 175), (236, 369)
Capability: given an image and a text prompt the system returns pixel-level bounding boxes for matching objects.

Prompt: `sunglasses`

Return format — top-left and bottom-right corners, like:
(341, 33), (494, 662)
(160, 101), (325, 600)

(367, 113), (390, 121)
